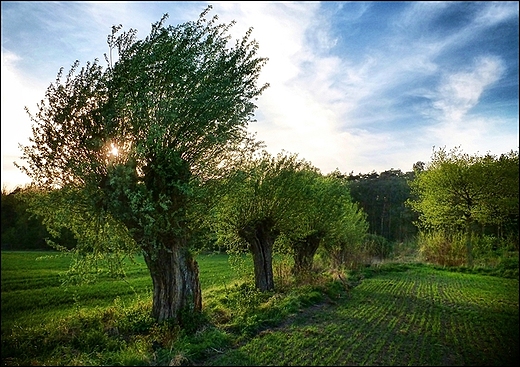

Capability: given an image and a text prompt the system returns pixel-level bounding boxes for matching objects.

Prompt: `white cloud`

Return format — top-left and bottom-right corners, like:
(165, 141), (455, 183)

(475, 1), (519, 26)
(395, 1), (453, 30)
(425, 114), (519, 159)
(1, 51), (46, 191)
(210, 2), (451, 174)
(432, 56), (505, 121)
(208, 2), (354, 172)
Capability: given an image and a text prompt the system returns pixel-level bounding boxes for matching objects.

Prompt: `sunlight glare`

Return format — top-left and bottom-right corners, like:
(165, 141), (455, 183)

(110, 143), (119, 157)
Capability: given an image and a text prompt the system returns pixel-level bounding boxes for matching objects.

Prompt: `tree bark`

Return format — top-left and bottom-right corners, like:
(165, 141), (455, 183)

(142, 239), (202, 323)
(465, 217), (474, 267)
(239, 220), (276, 291)
(292, 234), (321, 275)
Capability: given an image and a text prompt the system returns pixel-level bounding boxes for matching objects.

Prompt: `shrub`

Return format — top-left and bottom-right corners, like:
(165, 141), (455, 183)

(363, 233), (392, 259)
(418, 231), (466, 266)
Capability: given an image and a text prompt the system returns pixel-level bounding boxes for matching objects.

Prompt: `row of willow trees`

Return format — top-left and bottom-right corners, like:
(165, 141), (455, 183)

(0, 163), (422, 254)
(1, 150), (372, 289)
(5, 146), (517, 268)
(0, 162), (417, 255)
(2, 146), (518, 322)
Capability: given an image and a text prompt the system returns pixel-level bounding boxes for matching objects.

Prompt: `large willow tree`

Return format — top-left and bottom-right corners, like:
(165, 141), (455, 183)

(16, 6), (268, 323)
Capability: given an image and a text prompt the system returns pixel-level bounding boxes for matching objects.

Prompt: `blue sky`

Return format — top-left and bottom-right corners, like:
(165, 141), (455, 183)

(1, 1), (519, 191)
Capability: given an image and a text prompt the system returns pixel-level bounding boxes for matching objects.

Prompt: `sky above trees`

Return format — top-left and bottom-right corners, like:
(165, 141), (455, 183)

(1, 1), (518, 191)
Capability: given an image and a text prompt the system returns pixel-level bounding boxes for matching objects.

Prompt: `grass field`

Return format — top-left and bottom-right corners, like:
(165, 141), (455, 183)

(1, 251), (519, 365)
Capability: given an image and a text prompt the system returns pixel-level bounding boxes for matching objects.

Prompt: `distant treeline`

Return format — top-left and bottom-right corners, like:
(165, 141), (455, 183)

(1, 187), (76, 250)
(343, 169), (419, 242)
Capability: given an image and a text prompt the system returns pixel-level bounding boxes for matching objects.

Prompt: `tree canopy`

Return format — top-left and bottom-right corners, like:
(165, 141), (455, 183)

(280, 172), (368, 273)
(211, 151), (318, 291)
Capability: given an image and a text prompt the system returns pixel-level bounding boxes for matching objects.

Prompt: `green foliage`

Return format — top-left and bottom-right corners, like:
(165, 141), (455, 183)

(16, 186), (140, 285)
(318, 197), (370, 270)
(226, 252), (255, 282)
(418, 231), (519, 278)
(418, 230), (519, 276)
(391, 238), (420, 262)
(408, 146), (519, 267)
(280, 172), (369, 275)
(1, 187), (76, 250)
(408, 146), (519, 234)
(346, 168), (418, 242)
(212, 151), (318, 250)
(418, 231), (468, 266)
(210, 150), (319, 290)
(363, 233), (392, 259)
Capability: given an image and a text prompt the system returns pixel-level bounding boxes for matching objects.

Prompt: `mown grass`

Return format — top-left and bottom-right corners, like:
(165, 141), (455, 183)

(1, 251), (518, 366)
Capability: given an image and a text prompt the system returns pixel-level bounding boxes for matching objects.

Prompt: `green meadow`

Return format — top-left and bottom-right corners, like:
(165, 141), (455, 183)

(1, 251), (518, 366)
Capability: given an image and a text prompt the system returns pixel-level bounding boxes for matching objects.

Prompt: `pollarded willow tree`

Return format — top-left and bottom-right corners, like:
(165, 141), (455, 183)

(212, 151), (318, 291)
(316, 173), (369, 270)
(282, 172), (368, 274)
(16, 6), (269, 323)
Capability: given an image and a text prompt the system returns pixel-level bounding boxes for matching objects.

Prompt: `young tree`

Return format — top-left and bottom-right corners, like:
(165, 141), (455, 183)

(212, 151), (317, 291)
(407, 146), (519, 266)
(16, 6), (268, 323)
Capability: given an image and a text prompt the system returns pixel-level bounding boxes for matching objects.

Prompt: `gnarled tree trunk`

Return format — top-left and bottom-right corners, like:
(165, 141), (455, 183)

(239, 220), (277, 291)
(142, 239), (202, 323)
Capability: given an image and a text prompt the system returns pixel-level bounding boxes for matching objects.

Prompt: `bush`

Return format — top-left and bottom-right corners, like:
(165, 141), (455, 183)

(391, 238), (420, 261)
(363, 233), (392, 259)
(418, 231), (519, 274)
(418, 231), (466, 266)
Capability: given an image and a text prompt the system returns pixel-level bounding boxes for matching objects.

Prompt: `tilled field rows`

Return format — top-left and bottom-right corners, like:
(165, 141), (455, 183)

(214, 267), (519, 366)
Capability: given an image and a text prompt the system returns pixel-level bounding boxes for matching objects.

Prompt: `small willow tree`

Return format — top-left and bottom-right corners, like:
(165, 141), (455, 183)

(16, 6), (268, 323)
(282, 172), (368, 274)
(212, 151), (317, 291)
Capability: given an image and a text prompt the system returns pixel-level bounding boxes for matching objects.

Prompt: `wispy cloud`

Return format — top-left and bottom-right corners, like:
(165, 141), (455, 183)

(432, 56), (505, 121)
(152, 1), (518, 174)
(474, 1), (519, 26)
